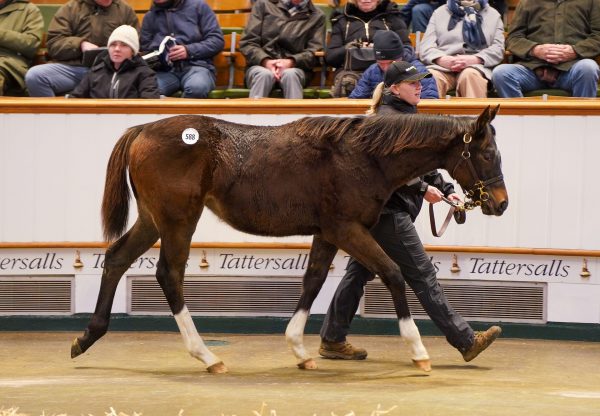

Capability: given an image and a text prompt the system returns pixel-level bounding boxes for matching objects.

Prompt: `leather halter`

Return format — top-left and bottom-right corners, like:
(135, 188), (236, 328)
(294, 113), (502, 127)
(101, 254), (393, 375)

(451, 132), (504, 211)
(430, 129), (504, 237)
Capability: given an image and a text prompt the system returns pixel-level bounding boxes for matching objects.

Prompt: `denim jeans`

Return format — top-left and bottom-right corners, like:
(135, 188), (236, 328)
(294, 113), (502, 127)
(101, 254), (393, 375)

(320, 212), (474, 351)
(492, 59), (600, 98)
(411, 3), (437, 33)
(25, 64), (89, 97)
(156, 65), (216, 98)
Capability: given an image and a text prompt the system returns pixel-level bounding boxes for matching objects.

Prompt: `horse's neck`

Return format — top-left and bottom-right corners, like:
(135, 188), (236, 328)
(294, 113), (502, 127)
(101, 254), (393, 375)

(379, 147), (445, 189)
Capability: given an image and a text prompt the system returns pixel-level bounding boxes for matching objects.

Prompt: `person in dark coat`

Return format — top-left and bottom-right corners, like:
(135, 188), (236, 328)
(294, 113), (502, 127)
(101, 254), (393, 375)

(239, 0), (325, 99)
(0, 0), (43, 95)
(69, 25), (160, 98)
(141, 0), (224, 98)
(349, 30), (438, 99)
(319, 60), (502, 363)
(25, 0), (139, 96)
(325, 0), (414, 70)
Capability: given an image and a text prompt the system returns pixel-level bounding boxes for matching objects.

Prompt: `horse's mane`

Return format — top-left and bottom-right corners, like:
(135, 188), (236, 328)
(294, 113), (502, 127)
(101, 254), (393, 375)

(292, 114), (473, 156)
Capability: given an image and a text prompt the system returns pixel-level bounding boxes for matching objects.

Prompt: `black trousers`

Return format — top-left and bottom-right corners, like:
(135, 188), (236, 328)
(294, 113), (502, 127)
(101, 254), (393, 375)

(320, 211), (474, 351)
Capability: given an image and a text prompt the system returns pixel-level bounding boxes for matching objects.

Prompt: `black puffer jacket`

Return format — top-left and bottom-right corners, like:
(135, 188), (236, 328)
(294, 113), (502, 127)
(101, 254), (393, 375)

(69, 51), (160, 98)
(325, 0), (413, 68)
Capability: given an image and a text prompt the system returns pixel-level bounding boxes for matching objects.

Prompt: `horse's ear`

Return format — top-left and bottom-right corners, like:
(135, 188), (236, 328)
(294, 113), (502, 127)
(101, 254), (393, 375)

(473, 105), (498, 137)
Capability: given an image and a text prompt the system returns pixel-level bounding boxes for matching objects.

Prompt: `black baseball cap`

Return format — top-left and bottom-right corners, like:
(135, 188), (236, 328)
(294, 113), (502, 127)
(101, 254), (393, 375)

(384, 60), (431, 87)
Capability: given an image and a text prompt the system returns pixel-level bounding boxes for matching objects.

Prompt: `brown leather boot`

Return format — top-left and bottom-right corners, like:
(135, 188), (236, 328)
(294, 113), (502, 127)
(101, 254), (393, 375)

(462, 326), (502, 362)
(319, 340), (368, 360)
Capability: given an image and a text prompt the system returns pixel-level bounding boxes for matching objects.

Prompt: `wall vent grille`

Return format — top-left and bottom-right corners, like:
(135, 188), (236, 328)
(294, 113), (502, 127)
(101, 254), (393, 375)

(0, 276), (73, 315)
(129, 276), (303, 317)
(363, 279), (546, 323)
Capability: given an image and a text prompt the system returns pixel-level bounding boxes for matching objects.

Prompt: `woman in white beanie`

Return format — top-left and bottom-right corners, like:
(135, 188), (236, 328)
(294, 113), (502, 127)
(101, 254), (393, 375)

(69, 25), (160, 98)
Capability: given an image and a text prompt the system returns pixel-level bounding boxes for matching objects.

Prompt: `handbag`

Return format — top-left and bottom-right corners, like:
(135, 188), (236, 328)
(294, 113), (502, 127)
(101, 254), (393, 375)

(330, 42), (375, 97)
(343, 43), (375, 72)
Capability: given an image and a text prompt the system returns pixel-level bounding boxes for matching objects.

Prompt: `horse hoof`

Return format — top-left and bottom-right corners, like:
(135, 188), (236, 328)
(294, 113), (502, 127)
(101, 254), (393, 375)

(297, 358), (318, 370)
(70, 338), (83, 359)
(412, 359), (431, 372)
(207, 362), (228, 374)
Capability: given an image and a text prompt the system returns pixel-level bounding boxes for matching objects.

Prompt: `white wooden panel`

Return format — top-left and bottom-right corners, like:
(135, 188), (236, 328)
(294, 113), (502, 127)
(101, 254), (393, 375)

(1, 112), (599, 250)
(547, 283), (600, 323)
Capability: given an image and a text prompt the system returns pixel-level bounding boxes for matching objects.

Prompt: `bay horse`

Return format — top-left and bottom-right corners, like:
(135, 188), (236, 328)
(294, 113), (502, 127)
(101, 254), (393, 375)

(71, 105), (507, 373)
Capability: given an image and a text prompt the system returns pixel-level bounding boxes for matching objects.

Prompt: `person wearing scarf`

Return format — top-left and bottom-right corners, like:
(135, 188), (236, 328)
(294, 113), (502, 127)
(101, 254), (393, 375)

(419, 0), (504, 97)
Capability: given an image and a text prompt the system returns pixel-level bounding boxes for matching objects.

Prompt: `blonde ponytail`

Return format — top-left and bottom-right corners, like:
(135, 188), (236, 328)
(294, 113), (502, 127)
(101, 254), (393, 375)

(366, 82), (385, 115)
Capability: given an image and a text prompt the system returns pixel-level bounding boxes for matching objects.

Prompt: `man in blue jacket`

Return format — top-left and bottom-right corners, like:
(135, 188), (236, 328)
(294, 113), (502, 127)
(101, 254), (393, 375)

(349, 30), (438, 99)
(141, 0), (224, 98)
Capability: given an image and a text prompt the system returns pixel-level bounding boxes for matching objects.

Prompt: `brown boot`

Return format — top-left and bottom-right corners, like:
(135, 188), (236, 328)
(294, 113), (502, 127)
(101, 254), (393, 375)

(462, 326), (502, 362)
(319, 340), (367, 360)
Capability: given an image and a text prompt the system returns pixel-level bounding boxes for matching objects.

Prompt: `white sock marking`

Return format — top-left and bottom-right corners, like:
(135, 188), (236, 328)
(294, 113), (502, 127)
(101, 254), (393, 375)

(174, 305), (221, 367)
(399, 317), (429, 361)
(285, 310), (310, 363)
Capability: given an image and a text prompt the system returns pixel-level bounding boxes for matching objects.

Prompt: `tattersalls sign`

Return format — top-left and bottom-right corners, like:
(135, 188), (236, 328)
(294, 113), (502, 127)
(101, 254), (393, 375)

(0, 248), (595, 284)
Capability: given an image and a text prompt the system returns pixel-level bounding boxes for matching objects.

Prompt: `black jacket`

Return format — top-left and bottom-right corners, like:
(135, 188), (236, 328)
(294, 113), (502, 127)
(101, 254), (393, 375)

(70, 51), (160, 98)
(378, 94), (455, 221)
(325, 0), (414, 68)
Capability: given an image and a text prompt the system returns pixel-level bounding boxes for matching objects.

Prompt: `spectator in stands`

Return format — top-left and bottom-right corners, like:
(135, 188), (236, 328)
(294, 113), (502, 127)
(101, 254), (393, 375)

(419, 0), (505, 98)
(68, 25), (159, 98)
(140, 0), (224, 98)
(349, 30), (438, 99)
(25, 0), (138, 97)
(0, 0), (43, 96)
(400, 0), (505, 33)
(492, 0), (600, 98)
(325, 0), (413, 71)
(239, 0), (325, 99)
(320, 59), (502, 363)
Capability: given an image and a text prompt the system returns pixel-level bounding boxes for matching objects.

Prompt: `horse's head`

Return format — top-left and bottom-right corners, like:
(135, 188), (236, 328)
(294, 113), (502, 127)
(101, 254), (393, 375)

(449, 105), (508, 216)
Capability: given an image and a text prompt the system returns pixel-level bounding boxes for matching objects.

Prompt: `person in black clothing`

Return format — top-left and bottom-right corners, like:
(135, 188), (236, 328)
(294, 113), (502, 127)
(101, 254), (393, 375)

(69, 25), (160, 98)
(319, 60), (502, 363)
(325, 0), (415, 70)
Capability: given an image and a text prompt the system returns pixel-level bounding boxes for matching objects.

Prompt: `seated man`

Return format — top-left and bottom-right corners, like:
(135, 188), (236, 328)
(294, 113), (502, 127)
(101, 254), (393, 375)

(349, 30), (438, 99)
(492, 0), (600, 98)
(0, 0), (43, 96)
(239, 0), (325, 99)
(25, 0), (138, 97)
(140, 0), (224, 98)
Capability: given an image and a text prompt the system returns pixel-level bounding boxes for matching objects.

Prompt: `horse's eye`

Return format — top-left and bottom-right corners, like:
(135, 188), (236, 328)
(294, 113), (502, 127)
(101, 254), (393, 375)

(483, 152), (493, 162)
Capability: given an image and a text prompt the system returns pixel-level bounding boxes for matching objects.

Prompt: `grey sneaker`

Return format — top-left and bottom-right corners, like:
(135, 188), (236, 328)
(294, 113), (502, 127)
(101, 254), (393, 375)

(462, 326), (502, 362)
(319, 340), (368, 360)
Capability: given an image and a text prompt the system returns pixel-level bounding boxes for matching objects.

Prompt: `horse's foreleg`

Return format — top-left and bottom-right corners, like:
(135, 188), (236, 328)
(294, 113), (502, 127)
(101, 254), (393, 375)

(285, 236), (338, 370)
(156, 227), (226, 374)
(326, 222), (429, 370)
(387, 284), (431, 372)
(71, 215), (158, 358)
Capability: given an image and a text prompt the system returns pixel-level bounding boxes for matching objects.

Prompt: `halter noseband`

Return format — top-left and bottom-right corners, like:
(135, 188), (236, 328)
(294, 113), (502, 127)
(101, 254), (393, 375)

(451, 132), (504, 211)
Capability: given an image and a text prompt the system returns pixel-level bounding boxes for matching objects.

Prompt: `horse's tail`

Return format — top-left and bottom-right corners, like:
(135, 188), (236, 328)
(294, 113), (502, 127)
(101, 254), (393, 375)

(101, 124), (144, 242)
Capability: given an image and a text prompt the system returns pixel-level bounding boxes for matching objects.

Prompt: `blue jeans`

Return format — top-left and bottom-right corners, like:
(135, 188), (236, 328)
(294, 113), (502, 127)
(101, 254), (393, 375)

(156, 65), (215, 98)
(25, 64), (89, 97)
(492, 59), (600, 98)
(411, 3), (437, 33)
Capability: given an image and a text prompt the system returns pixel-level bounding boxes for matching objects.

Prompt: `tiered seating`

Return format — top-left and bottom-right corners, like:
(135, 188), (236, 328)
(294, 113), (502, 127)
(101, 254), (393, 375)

(28, 0), (554, 99)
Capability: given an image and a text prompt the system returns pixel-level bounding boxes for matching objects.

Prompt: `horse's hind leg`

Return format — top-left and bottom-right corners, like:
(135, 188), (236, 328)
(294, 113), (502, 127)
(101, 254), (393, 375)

(155, 223), (226, 374)
(71, 211), (158, 358)
(387, 283), (431, 372)
(285, 235), (338, 370)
